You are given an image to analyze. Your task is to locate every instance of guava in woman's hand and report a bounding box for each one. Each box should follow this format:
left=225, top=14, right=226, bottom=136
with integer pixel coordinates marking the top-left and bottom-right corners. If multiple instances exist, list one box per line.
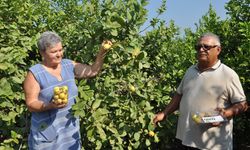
left=102, top=40, right=113, bottom=50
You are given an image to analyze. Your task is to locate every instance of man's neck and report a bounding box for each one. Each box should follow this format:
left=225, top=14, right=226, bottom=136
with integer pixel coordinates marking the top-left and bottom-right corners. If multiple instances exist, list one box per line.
left=198, top=59, right=218, bottom=72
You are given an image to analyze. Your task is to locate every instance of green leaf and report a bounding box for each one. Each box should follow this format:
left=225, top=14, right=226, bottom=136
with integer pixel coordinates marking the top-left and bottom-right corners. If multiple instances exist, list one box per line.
left=111, top=29, right=118, bottom=36
left=8, top=111, right=17, bottom=122
left=12, top=76, right=23, bottom=84
left=138, top=115, right=145, bottom=127
left=0, top=101, right=14, bottom=107
left=106, top=20, right=121, bottom=29
left=96, top=125, right=107, bottom=140
left=144, top=101, right=153, bottom=111
left=92, top=100, right=101, bottom=110
left=106, top=126, right=118, bottom=134
left=0, top=63, right=8, bottom=70
left=92, top=108, right=109, bottom=122
left=134, top=132, right=140, bottom=141
left=133, top=141, right=140, bottom=149
left=154, top=135, right=160, bottom=143
left=0, top=78, right=12, bottom=96
left=110, top=102, right=119, bottom=107
left=146, top=139, right=151, bottom=146
left=95, top=108, right=109, bottom=115
left=87, top=127, right=95, bottom=138
left=96, top=140, right=102, bottom=150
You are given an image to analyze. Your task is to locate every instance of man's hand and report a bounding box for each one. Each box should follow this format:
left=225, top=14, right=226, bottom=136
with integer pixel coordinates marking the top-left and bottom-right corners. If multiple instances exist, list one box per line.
left=210, top=108, right=227, bottom=127
left=153, top=112, right=166, bottom=127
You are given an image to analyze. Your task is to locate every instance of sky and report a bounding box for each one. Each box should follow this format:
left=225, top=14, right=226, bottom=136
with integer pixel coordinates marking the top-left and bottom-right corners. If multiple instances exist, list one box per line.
left=143, top=0, right=229, bottom=34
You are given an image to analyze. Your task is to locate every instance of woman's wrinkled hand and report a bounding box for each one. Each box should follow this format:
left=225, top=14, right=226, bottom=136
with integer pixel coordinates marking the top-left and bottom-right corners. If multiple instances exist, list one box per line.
left=49, top=102, right=67, bottom=109
left=101, top=40, right=113, bottom=51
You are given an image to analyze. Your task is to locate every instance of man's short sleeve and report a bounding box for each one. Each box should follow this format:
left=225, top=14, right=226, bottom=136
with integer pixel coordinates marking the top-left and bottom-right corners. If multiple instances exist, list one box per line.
left=227, top=70, right=246, bottom=103
left=176, top=78, right=184, bottom=95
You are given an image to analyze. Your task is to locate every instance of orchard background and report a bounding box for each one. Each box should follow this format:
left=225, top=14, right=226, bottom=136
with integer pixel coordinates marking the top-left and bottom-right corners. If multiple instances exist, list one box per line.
left=0, top=0, right=249, bottom=149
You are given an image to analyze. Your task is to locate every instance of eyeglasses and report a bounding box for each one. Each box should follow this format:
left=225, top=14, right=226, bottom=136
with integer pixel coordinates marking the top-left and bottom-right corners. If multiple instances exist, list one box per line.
left=195, top=44, right=218, bottom=51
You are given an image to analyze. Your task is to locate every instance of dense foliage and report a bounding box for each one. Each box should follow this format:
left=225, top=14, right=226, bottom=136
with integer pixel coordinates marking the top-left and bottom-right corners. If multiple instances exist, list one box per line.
left=0, top=0, right=249, bottom=149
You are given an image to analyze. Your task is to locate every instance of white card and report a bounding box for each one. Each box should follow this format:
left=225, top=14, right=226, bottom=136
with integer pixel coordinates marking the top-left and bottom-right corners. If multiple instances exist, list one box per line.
left=202, top=115, right=225, bottom=123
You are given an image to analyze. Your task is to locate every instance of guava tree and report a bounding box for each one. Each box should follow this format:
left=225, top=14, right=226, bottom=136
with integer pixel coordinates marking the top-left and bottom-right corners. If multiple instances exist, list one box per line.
left=224, top=0, right=250, bottom=148
left=0, top=0, right=39, bottom=149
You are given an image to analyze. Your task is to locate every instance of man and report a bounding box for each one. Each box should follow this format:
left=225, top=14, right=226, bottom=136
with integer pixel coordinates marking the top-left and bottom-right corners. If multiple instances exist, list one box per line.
left=153, top=33, right=248, bottom=150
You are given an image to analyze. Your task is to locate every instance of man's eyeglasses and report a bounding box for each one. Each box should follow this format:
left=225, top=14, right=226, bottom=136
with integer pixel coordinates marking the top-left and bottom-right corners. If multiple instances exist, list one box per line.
left=195, top=44, right=218, bottom=51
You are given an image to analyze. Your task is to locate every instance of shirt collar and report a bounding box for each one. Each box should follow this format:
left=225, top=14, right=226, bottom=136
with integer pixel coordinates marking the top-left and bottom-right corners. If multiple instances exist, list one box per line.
left=195, top=60, right=221, bottom=71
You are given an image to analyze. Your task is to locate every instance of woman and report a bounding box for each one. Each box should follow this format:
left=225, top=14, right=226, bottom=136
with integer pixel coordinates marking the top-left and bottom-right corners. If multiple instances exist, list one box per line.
left=23, top=31, right=112, bottom=149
